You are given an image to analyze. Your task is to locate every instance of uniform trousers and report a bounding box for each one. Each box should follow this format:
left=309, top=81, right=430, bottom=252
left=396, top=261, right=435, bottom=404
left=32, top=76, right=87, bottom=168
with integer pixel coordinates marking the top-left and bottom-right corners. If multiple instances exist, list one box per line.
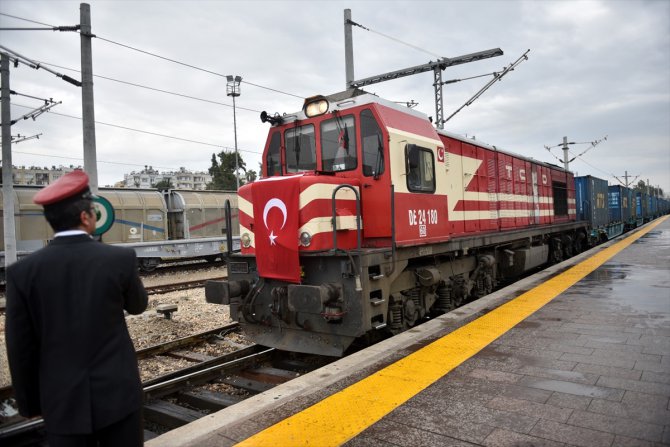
left=46, top=409, right=143, bottom=447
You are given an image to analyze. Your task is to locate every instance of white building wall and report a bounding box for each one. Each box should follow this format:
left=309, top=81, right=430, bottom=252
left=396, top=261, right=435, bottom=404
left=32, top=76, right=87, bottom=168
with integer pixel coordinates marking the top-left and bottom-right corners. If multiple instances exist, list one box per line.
left=123, top=168, right=211, bottom=190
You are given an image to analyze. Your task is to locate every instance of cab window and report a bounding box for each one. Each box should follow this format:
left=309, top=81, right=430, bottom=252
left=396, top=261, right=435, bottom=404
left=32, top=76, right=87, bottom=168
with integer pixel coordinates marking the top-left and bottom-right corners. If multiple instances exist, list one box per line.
left=265, top=132, right=281, bottom=176
left=321, top=115, right=356, bottom=172
left=361, top=109, right=384, bottom=177
left=285, top=124, right=316, bottom=173
left=406, top=144, right=435, bottom=193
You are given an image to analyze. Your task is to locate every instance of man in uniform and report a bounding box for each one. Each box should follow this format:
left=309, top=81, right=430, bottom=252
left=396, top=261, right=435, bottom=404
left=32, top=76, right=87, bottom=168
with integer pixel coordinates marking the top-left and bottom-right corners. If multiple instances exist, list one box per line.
left=5, top=170, right=148, bottom=446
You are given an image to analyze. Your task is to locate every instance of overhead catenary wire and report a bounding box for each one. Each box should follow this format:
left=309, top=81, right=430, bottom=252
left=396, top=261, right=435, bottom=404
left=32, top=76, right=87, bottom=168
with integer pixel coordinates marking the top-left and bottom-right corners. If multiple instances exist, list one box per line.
left=0, top=12, right=304, bottom=99
left=92, top=35, right=304, bottom=99
left=32, top=60, right=263, bottom=113
left=346, top=18, right=443, bottom=59
left=6, top=149, right=183, bottom=171
left=567, top=149, right=616, bottom=179
left=11, top=103, right=262, bottom=156
left=566, top=145, right=642, bottom=190
left=0, top=12, right=52, bottom=27
left=568, top=136, right=607, bottom=162
left=544, top=136, right=607, bottom=165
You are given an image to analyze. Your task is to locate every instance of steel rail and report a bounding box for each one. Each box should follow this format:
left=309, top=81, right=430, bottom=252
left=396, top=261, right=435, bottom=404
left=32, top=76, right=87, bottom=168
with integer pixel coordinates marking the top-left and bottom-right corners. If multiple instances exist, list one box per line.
left=135, top=323, right=239, bottom=359
left=143, top=346, right=275, bottom=399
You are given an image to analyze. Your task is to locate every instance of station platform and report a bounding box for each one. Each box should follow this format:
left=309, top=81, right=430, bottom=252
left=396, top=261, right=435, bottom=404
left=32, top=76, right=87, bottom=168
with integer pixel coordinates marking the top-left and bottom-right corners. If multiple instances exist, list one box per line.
left=147, top=216, right=670, bottom=447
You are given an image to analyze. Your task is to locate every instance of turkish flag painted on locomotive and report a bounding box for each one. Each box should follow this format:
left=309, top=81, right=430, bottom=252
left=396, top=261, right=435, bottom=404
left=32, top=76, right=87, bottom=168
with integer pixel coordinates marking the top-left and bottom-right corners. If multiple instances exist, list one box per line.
left=251, top=176, right=301, bottom=283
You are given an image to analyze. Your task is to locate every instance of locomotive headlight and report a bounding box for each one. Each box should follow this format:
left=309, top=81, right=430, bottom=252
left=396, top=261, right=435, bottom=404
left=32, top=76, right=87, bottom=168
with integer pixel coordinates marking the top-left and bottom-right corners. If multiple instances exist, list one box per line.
left=241, top=233, right=251, bottom=248
left=299, top=231, right=312, bottom=247
left=303, top=96, right=329, bottom=118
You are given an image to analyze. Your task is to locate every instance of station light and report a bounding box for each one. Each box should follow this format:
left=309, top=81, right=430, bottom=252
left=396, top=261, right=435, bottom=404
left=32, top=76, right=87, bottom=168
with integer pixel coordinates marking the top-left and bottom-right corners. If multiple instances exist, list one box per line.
left=226, top=75, right=242, bottom=190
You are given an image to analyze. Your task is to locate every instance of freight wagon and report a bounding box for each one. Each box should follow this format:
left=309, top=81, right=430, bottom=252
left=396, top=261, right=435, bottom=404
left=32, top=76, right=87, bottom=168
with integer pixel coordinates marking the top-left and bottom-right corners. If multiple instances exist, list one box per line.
left=0, top=187, right=240, bottom=277
left=574, top=176, right=624, bottom=242
left=607, top=185, right=634, bottom=230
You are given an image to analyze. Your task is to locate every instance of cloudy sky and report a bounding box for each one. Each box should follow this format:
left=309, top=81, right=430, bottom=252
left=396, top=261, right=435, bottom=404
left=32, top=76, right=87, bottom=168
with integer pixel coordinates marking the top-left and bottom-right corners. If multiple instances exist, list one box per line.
left=1, top=0, right=668, bottom=194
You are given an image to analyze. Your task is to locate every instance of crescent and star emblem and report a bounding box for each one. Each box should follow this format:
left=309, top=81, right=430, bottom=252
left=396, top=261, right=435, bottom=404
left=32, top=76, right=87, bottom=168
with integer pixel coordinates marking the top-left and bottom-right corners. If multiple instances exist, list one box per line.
left=262, top=198, right=288, bottom=246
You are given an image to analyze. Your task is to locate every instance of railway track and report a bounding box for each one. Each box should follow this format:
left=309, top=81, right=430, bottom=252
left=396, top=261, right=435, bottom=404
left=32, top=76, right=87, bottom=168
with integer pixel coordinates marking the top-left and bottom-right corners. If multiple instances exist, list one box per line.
left=0, top=324, right=333, bottom=444
left=139, top=258, right=224, bottom=276
left=144, top=277, right=225, bottom=295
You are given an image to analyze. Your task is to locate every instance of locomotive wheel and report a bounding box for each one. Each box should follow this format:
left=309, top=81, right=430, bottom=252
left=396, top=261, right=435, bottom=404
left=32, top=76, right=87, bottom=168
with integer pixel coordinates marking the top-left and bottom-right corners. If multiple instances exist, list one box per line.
left=403, top=299, right=418, bottom=327
left=139, top=257, right=160, bottom=272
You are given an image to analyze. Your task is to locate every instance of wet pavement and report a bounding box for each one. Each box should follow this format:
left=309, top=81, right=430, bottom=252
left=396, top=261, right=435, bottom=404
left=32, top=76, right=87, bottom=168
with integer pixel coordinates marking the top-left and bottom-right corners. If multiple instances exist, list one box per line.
left=147, top=218, right=670, bottom=447
left=344, top=219, right=670, bottom=447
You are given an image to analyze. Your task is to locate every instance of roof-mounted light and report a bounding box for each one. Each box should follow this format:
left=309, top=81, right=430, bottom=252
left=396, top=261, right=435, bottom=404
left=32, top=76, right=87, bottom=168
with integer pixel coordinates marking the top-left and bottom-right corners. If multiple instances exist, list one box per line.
left=303, top=95, right=329, bottom=118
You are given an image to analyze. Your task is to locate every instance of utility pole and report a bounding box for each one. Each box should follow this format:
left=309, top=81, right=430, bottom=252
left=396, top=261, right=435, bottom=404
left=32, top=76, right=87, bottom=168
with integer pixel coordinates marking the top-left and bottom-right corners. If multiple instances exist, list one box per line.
left=80, top=3, right=98, bottom=192
left=344, top=9, right=355, bottom=90
left=613, top=170, right=638, bottom=189
left=1, top=53, right=17, bottom=266
left=545, top=136, right=606, bottom=172
left=561, top=136, right=569, bottom=171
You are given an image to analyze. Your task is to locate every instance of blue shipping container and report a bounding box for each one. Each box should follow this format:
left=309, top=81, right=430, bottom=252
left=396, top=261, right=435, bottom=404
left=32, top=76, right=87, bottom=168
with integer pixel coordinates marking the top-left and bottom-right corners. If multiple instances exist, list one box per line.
left=608, top=185, right=632, bottom=223
left=575, top=176, right=609, bottom=228
left=636, top=191, right=649, bottom=219
left=649, top=196, right=658, bottom=217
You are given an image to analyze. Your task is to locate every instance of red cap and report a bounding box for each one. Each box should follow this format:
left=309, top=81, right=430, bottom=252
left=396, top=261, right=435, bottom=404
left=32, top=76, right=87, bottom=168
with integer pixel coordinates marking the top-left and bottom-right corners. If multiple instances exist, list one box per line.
left=34, top=170, right=91, bottom=205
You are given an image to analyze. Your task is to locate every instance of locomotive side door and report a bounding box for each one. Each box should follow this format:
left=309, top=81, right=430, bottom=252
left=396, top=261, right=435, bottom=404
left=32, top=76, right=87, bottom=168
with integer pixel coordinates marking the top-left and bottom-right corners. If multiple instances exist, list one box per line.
left=531, top=165, right=540, bottom=224
left=359, top=109, right=392, bottom=240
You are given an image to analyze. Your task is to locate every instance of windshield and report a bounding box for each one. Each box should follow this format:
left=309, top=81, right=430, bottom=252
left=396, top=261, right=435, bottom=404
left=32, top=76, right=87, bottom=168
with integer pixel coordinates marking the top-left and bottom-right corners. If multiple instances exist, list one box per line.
left=285, top=124, right=316, bottom=173
left=321, top=115, right=357, bottom=172
left=266, top=131, right=281, bottom=176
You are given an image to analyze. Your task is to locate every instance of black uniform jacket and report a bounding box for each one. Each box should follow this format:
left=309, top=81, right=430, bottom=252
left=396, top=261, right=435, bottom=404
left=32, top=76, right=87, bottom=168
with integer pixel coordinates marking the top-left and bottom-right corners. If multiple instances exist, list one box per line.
left=5, top=234, right=148, bottom=434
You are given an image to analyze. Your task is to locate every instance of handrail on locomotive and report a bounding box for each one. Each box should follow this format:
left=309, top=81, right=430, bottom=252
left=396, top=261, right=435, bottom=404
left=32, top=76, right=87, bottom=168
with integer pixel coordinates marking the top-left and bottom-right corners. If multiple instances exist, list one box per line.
left=331, top=184, right=361, bottom=252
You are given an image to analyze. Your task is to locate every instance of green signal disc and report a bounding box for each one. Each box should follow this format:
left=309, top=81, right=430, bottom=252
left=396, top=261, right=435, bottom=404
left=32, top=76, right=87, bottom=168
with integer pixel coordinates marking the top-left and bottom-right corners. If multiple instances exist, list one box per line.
left=92, top=196, right=115, bottom=236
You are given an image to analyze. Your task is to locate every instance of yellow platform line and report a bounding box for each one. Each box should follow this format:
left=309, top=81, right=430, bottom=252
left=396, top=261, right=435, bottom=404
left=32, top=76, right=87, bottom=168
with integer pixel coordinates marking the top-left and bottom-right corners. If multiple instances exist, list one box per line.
left=236, top=216, right=668, bottom=447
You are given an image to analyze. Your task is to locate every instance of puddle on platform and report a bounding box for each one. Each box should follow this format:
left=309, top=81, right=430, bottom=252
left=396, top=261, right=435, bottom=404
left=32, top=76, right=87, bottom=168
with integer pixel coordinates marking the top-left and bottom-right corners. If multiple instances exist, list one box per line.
left=578, top=260, right=670, bottom=317
left=583, top=263, right=630, bottom=282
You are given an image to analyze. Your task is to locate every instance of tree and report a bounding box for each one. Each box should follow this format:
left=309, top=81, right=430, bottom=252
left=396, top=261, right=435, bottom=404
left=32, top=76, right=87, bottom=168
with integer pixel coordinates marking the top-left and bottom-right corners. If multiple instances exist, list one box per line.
left=636, top=180, right=646, bottom=191
left=155, top=178, right=173, bottom=191
left=245, top=169, right=257, bottom=183
left=208, top=151, right=247, bottom=190
left=634, top=180, right=665, bottom=197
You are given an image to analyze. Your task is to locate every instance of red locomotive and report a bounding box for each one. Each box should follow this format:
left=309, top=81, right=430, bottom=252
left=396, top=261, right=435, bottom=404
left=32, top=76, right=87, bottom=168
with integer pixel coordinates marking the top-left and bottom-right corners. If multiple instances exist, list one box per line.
left=206, top=90, right=588, bottom=356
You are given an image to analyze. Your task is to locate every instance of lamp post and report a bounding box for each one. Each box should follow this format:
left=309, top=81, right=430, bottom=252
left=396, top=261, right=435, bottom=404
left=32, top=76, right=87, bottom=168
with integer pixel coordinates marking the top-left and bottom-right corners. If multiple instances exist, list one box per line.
left=226, top=75, right=242, bottom=190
